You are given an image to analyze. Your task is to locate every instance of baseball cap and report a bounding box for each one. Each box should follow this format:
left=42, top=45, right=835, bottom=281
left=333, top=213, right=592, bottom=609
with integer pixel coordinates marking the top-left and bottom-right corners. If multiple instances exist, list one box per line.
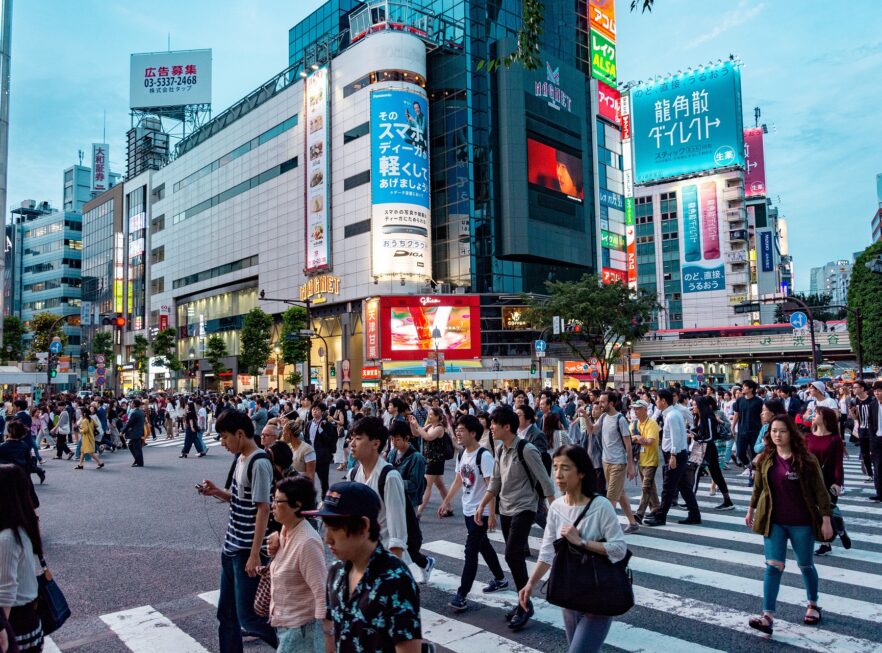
left=811, top=381, right=827, bottom=395
left=303, top=482, right=380, bottom=521
left=633, top=400, right=651, bottom=410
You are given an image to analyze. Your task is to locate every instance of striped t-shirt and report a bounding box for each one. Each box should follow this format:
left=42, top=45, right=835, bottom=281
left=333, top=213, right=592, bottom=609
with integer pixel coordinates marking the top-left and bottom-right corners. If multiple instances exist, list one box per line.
left=223, top=450, right=273, bottom=554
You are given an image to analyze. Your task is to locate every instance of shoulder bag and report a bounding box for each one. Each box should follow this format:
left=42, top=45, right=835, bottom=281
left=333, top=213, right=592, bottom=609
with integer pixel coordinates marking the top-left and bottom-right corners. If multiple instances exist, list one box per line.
left=253, top=564, right=272, bottom=618
left=545, top=499, right=635, bottom=616
left=37, top=556, right=71, bottom=635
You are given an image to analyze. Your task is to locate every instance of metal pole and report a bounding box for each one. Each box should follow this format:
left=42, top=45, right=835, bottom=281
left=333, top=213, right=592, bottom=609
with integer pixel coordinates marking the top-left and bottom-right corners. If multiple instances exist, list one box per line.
left=305, top=299, right=312, bottom=395
left=435, top=342, right=440, bottom=392
left=855, top=307, right=864, bottom=379
left=0, top=0, right=12, bottom=343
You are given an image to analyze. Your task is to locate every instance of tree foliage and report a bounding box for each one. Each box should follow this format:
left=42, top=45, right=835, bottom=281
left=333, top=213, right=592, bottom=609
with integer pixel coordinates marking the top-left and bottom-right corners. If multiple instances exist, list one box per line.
left=2, top=316, right=26, bottom=362
left=90, top=331, right=114, bottom=360
left=239, top=308, right=274, bottom=382
left=151, top=328, right=182, bottom=372
left=525, top=275, right=658, bottom=386
left=28, top=312, right=68, bottom=359
left=205, top=335, right=229, bottom=389
left=774, top=292, right=845, bottom=323
left=132, top=335, right=150, bottom=388
left=280, top=306, right=309, bottom=365
left=848, top=241, right=882, bottom=365
left=630, top=0, right=655, bottom=12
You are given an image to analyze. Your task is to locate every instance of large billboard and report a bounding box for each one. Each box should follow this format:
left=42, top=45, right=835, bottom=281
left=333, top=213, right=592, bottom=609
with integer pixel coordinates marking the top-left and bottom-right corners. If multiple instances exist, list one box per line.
left=129, top=49, right=212, bottom=109
left=589, top=0, right=616, bottom=41
left=680, top=179, right=726, bottom=293
left=370, top=88, right=431, bottom=279
left=744, top=127, right=767, bottom=197
left=305, top=67, right=330, bottom=271
left=91, top=143, right=108, bottom=193
left=631, top=61, right=744, bottom=183
left=379, top=295, right=481, bottom=361
left=527, top=138, right=584, bottom=201
left=590, top=30, right=617, bottom=87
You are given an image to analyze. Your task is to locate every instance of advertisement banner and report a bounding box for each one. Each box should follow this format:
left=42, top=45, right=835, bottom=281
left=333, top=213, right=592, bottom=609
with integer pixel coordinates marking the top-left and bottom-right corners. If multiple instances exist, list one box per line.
left=364, top=298, right=380, bottom=361
left=588, top=0, right=616, bottom=42
left=760, top=230, right=774, bottom=272
left=129, top=49, right=212, bottom=109
left=91, top=144, right=108, bottom=193
left=681, top=179, right=725, bottom=293
left=602, top=267, right=627, bottom=284
left=631, top=61, right=744, bottom=183
left=601, top=230, right=625, bottom=250
left=625, top=197, right=636, bottom=285
left=744, top=127, right=767, bottom=197
left=597, top=80, right=621, bottom=125
left=590, top=29, right=617, bottom=87
left=370, top=88, right=431, bottom=278
left=527, top=138, right=584, bottom=201
left=379, top=295, right=481, bottom=361
left=599, top=188, right=624, bottom=211
left=305, top=67, right=330, bottom=271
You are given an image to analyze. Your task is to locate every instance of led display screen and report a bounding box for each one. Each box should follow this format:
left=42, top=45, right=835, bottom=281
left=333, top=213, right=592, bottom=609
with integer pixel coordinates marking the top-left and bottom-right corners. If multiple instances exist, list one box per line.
left=527, top=138, right=584, bottom=201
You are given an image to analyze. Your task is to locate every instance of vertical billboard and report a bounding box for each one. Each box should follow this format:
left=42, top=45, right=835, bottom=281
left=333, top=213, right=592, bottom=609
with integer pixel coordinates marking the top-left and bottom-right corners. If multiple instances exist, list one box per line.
left=305, top=67, right=330, bottom=272
left=364, top=297, right=380, bottom=361
left=631, top=61, right=744, bottom=183
left=743, top=127, right=767, bottom=197
left=129, top=49, right=212, bottom=109
left=91, top=144, right=108, bottom=193
left=589, top=0, right=616, bottom=41
left=379, top=295, right=481, bottom=361
left=621, top=92, right=637, bottom=288
left=760, top=230, right=774, bottom=271
left=370, top=88, right=431, bottom=279
left=590, top=30, right=617, bottom=87
left=680, top=179, right=725, bottom=293
left=597, top=81, right=621, bottom=125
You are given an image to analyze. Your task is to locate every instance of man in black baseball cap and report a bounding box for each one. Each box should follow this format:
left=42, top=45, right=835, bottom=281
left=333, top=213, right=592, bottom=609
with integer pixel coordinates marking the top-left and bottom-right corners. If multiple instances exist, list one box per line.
left=307, top=482, right=427, bottom=652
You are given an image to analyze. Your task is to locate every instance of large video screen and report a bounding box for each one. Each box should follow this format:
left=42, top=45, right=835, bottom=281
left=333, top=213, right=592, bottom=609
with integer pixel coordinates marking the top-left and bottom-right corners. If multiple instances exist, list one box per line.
left=527, top=138, right=584, bottom=201
left=379, top=295, right=481, bottom=360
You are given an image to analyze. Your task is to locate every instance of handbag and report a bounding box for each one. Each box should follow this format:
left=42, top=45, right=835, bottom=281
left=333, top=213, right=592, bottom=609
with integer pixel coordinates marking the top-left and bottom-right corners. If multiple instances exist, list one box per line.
left=253, top=564, right=272, bottom=618
left=688, top=442, right=708, bottom=466
left=545, top=499, right=635, bottom=616
left=36, top=556, right=71, bottom=635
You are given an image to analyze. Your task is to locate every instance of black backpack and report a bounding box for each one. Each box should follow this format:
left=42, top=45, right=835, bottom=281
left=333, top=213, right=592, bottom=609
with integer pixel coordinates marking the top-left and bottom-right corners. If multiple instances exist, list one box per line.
left=349, top=464, right=422, bottom=554
left=456, top=447, right=489, bottom=477
left=500, top=439, right=549, bottom=502
left=224, top=451, right=271, bottom=491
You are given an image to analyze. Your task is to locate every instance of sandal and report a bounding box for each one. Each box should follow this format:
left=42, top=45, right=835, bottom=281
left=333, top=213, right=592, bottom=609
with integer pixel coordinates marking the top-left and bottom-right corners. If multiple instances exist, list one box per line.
left=804, top=605, right=821, bottom=625
left=74, top=465, right=84, bottom=470
left=748, top=614, right=773, bottom=634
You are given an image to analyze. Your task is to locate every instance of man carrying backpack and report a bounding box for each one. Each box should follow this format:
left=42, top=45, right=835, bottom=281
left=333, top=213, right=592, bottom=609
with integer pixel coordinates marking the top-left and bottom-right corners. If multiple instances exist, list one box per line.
left=439, top=415, right=508, bottom=612
left=476, top=406, right=554, bottom=632
left=348, top=416, right=435, bottom=584
left=595, top=391, right=640, bottom=533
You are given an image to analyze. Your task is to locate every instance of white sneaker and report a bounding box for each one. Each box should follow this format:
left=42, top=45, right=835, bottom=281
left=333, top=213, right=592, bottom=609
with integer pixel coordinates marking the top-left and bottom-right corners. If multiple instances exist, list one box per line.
left=421, top=556, right=435, bottom=584
left=739, top=469, right=751, bottom=477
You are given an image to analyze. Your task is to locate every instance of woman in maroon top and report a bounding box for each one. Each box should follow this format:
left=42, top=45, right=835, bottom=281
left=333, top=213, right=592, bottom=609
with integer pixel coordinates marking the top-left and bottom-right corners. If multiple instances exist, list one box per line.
left=808, top=407, right=851, bottom=555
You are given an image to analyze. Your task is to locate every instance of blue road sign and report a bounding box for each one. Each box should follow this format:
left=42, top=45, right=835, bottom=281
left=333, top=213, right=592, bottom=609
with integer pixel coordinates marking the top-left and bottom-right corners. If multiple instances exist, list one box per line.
left=535, top=339, right=547, bottom=352
left=49, top=341, right=63, bottom=354
left=88, top=366, right=96, bottom=374
left=790, top=311, right=808, bottom=329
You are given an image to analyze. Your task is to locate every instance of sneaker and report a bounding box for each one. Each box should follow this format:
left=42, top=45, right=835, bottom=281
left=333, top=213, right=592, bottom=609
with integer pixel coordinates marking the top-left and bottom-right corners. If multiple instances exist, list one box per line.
left=739, top=469, right=751, bottom=477
left=839, top=531, right=852, bottom=550
left=483, top=578, right=509, bottom=593
left=448, top=594, right=468, bottom=612
left=869, top=496, right=881, bottom=502
left=633, top=514, right=644, bottom=525
left=677, top=517, right=701, bottom=525
left=714, top=501, right=735, bottom=511
left=814, top=544, right=832, bottom=556
left=709, top=488, right=717, bottom=497
left=420, top=556, right=435, bottom=584
left=623, top=523, right=640, bottom=534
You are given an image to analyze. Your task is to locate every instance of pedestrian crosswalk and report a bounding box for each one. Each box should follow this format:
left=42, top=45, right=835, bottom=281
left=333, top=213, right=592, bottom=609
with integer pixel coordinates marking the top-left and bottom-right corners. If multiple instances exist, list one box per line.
left=45, top=458, right=882, bottom=652
left=143, top=433, right=223, bottom=449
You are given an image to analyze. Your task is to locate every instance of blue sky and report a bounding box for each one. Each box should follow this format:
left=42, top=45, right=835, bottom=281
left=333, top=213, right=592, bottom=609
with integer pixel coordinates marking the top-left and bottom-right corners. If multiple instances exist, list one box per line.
left=7, top=0, right=881, bottom=290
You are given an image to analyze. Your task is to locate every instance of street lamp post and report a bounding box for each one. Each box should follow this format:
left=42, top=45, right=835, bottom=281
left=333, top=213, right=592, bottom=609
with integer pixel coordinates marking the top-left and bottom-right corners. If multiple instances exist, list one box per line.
left=625, top=341, right=634, bottom=389
left=273, top=345, right=281, bottom=392
left=432, top=327, right=441, bottom=392
left=188, top=348, right=195, bottom=393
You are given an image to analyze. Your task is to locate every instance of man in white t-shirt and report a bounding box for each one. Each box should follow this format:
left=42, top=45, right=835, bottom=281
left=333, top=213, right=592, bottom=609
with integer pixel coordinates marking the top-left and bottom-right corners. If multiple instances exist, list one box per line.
left=803, top=381, right=839, bottom=422
left=439, top=414, right=508, bottom=612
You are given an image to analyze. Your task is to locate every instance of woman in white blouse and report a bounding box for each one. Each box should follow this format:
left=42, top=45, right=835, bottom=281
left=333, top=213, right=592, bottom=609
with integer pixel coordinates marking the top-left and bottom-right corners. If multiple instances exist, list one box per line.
left=518, top=444, right=626, bottom=653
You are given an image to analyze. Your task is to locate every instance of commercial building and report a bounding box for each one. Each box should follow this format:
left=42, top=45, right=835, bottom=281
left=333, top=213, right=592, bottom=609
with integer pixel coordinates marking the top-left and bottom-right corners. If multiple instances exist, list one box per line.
left=131, top=0, right=624, bottom=391
left=873, top=208, right=881, bottom=243
left=809, top=259, right=852, bottom=306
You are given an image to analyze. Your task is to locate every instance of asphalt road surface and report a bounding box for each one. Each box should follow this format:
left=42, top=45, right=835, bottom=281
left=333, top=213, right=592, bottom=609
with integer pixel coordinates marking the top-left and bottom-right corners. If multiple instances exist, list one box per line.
left=35, top=432, right=882, bottom=652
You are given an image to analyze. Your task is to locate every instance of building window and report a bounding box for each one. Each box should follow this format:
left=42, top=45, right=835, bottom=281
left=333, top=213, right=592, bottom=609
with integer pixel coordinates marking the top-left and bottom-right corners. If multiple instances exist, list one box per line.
left=343, top=122, right=370, bottom=144
left=342, top=70, right=426, bottom=98
left=343, top=170, right=370, bottom=190
left=344, top=219, right=370, bottom=238
left=151, top=214, right=165, bottom=232
left=172, top=254, right=258, bottom=289
left=150, top=277, right=165, bottom=293
left=150, top=245, right=165, bottom=264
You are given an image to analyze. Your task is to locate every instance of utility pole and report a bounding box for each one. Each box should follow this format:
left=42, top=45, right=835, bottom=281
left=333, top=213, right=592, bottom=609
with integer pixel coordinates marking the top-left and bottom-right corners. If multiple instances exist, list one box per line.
left=0, top=0, right=13, bottom=343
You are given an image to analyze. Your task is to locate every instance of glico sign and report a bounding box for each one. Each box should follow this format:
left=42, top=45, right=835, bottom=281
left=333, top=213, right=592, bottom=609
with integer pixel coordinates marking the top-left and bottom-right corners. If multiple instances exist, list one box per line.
left=534, top=62, right=573, bottom=112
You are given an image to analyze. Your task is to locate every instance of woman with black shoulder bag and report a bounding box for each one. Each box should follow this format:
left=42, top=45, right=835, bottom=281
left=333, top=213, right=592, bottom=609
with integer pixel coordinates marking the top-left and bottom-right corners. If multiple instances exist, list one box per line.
left=518, top=445, right=627, bottom=652
left=690, top=396, right=734, bottom=510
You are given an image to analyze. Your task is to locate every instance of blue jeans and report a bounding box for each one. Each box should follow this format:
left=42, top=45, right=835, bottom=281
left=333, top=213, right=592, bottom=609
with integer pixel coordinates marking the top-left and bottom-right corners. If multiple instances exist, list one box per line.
left=276, top=621, right=323, bottom=653
left=459, top=515, right=505, bottom=597
left=762, top=523, right=818, bottom=613
left=217, top=550, right=277, bottom=653
left=562, top=610, right=612, bottom=653
left=26, top=435, right=42, bottom=462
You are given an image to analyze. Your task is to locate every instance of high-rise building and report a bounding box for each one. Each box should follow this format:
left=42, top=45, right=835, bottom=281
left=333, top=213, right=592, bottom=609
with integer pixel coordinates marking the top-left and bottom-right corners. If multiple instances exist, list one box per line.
left=63, top=164, right=93, bottom=212
left=809, top=259, right=852, bottom=306
left=873, top=208, right=881, bottom=242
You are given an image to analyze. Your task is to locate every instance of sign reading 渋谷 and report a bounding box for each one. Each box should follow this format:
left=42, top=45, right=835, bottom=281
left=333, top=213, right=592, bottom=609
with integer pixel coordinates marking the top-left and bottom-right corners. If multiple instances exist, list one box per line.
left=370, top=88, right=431, bottom=279
left=129, top=49, right=212, bottom=109
left=534, top=62, right=573, bottom=112
left=631, top=61, right=744, bottom=184
left=590, top=30, right=616, bottom=87
left=305, top=67, right=330, bottom=272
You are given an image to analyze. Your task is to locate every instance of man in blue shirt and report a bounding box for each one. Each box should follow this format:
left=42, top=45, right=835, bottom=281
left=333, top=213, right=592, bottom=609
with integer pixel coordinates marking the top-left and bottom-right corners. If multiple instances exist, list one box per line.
left=643, top=389, right=701, bottom=527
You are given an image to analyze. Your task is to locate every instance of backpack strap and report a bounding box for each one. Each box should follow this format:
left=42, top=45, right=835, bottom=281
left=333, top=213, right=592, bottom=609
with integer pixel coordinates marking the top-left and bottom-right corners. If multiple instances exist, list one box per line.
left=350, top=463, right=391, bottom=502
left=246, top=451, right=271, bottom=485
left=475, top=446, right=488, bottom=478
left=515, top=439, right=538, bottom=491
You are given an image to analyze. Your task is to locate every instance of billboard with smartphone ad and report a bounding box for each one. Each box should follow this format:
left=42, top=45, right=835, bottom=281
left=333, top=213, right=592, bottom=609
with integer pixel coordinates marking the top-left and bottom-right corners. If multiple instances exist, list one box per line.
left=379, top=295, right=481, bottom=361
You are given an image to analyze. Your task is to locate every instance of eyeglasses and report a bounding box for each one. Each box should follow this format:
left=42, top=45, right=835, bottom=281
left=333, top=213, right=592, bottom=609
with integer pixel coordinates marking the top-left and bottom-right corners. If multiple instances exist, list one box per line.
left=271, top=498, right=289, bottom=505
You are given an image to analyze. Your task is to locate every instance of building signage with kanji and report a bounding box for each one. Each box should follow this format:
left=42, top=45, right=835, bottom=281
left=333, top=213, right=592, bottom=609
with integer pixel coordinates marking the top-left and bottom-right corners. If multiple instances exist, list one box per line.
left=129, top=49, right=212, bottom=109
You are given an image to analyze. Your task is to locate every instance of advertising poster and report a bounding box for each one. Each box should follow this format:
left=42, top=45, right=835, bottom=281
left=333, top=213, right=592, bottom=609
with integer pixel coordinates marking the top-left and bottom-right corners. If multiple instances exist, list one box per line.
left=590, top=29, right=617, bottom=87
left=129, top=49, right=212, bottom=109
left=527, top=138, right=584, bottom=201
left=370, top=88, right=431, bottom=278
left=379, top=295, right=481, bottom=361
left=760, top=230, right=774, bottom=271
left=305, top=67, right=330, bottom=271
left=602, top=267, right=627, bottom=284
left=364, top=298, right=380, bottom=360
left=744, top=127, right=767, bottom=197
left=588, top=0, right=616, bottom=42
left=631, top=61, right=744, bottom=183
left=91, top=144, right=108, bottom=193
left=625, top=197, right=636, bottom=285
left=681, top=180, right=725, bottom=293
left=597, top=80, right=621, bottom=125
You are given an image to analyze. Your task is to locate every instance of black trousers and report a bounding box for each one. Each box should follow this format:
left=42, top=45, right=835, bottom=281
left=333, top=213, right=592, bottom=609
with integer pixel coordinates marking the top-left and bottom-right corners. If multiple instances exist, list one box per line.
left=871, top=436, right=882, bottom=499
left=55, top=434, right=71, bottom=457
left=500, top=511, right=536, bottom=592
left=315, top=462, right=331, bottom=497
left=459, top=515, right=505, bottom=596
left=858, top=432, right=873, bottom=477
left=735, top=432, right=756, bottom=466
left=129, top=437, right=144, bottom=465
left=692, top=441, right=730, bottom=497
left=653, top=450, right=699, bottom=521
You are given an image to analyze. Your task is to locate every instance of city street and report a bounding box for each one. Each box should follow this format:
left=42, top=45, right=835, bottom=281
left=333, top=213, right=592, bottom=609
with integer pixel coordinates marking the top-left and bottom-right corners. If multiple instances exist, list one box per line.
left=36, top=434, right=882, bottom=653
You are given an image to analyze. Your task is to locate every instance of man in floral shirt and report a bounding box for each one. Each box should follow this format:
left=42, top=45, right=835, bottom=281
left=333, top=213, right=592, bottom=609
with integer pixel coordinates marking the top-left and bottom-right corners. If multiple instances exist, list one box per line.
left=307, top=482, right=425, bottom=653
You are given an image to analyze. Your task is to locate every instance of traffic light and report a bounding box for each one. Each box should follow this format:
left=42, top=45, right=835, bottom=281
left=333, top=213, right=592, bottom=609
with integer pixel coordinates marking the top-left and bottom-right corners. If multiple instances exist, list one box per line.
left=329, top=363, right=336, bottom=378
left=113, top=315, right=126, bottom=329
left=48, top=352, right=58, bottom=379
left=530, top=361, right=537, bottom=375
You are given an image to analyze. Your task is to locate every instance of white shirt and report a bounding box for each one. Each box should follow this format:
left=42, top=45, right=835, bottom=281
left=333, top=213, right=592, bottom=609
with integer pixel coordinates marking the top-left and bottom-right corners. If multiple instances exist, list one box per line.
left=351, top=460, right=407, bottom=553
left=661, top=405, right=688, bottom=454
left=197, top=407, right=207, bottom=431
left=537, top=496, right=627, bottom=566
left=455, top=447, right=495, bottom=517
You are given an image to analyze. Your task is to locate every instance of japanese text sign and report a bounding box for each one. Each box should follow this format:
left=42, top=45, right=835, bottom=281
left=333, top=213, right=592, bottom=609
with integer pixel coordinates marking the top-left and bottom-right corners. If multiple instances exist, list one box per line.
left=305, top=67, right=330, bottom=271
left=590, top=29, right=617, bottom=87
left=680, top=178, right=725, bottom=293
left=760, top=230, right=774, bottom=272
left=91, top=143, right=108, bottom=193
left=589, top=0, right=616, bottom=42
left=129, top=49, right=212, bottom=109
left=631, top=61, right=744, bottom=183
left=744, top=127, right=767, bottom=197
left=597, top=80, right=621, bottom=125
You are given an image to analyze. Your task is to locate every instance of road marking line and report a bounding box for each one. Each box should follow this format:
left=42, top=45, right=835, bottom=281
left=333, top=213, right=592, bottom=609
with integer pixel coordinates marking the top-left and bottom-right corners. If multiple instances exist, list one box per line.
left=42, top=637, right=63, bottom=653
left=421, top=608, right=541, bottom=653
left=100, top=605, right=212, bottom=653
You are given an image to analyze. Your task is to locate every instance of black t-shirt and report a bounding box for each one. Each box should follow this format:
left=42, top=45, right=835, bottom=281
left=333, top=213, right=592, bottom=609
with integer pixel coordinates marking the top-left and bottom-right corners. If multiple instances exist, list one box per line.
left=734, top=396, right=763, bottom=436
left=855, top=396, right=874, bottom=435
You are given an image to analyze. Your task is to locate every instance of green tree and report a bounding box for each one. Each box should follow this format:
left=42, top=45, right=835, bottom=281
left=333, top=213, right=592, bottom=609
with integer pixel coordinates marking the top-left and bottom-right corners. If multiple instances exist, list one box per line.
left=90, top=331, right=114, bottom=359
left=205, top=335, right=229, bottom=390
left=848, top=241, right=882, bottom=365
left=151, top=328, right=182, bottom=372
left=132, top=335, right=150, bottom=389
left=280, top=306, right=309, bottom=389
left=2, top=316, right=26, bottom=362
left=525, top=274, right=658, bottom=386
left=239, top=308, right=274, bottom=386
left=774, top=292, right=845, bottom=324
left=28, top=312, right=68, bottom=360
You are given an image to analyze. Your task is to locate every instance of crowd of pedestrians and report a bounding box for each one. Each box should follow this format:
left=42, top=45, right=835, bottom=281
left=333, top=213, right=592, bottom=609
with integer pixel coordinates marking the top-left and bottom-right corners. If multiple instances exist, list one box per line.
left=1, top=375, right=880, bottom=652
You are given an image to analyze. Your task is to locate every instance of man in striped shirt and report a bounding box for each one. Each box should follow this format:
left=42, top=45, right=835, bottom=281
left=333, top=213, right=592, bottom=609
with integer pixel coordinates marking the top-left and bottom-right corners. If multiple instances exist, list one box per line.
left=198, top=410, right=278, bottom=653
